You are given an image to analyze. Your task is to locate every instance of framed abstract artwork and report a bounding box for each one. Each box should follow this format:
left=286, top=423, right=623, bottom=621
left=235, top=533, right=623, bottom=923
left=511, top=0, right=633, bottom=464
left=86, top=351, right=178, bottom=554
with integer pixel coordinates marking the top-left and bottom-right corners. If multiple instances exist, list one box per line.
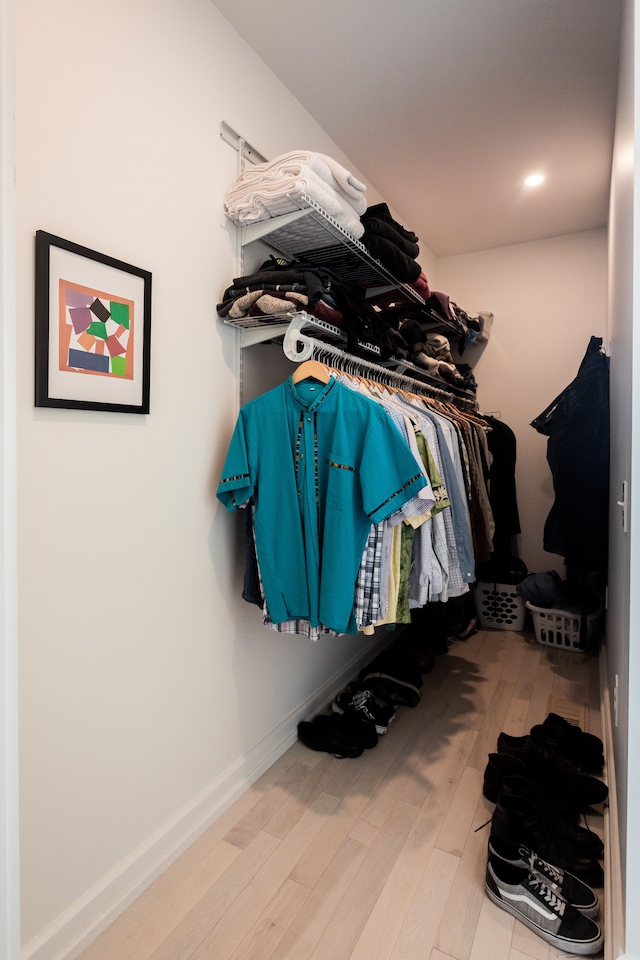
left=34, top=231, right=152, bottom=413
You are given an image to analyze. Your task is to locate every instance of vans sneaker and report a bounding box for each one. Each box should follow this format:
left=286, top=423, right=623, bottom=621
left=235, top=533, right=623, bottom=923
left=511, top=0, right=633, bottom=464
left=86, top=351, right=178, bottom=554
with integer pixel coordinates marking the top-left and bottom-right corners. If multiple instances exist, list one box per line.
left=485, top=856, right=603, bottom=955
left=332, top=682, right=395, bottom=735
left=488, top=835, right=599, bottom=918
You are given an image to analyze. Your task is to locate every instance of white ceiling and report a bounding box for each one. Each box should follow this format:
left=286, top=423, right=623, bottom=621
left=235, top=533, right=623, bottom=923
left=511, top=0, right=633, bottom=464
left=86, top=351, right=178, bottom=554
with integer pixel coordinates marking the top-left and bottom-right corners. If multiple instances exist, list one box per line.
left=212, top=0, right=622, bottom=258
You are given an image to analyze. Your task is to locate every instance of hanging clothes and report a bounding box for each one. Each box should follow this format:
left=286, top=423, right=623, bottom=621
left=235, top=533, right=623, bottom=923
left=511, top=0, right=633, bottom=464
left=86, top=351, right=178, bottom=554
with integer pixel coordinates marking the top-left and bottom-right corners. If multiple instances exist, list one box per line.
left=475, top=415, right=523, bottom=583
left=218, top=351, right=499, bottom=637
left=484, top=416, right=521, bottom=566
left=216, top=374, right=431, bottom=633
left=531, top=336, right=610, bottom=578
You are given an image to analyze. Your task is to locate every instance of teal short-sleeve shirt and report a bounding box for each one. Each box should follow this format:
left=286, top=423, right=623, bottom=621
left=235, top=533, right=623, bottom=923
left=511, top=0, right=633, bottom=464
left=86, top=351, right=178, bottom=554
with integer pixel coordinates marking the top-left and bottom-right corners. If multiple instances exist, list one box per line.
left=217, top=375, right=428, bottom=633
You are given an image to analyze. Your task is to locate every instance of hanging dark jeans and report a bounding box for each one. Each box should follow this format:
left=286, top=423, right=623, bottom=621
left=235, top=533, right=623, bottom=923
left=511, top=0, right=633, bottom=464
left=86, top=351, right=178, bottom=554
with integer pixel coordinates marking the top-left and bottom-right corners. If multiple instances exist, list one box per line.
left=531, top=336, right=610, bottom=579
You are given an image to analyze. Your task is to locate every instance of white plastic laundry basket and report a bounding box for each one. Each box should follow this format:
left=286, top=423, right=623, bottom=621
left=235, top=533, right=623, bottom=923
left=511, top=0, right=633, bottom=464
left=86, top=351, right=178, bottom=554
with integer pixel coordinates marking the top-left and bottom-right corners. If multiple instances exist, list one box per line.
left=525, top=599, right=602, bottom=652
left=474, top=582, right=526, bottom=631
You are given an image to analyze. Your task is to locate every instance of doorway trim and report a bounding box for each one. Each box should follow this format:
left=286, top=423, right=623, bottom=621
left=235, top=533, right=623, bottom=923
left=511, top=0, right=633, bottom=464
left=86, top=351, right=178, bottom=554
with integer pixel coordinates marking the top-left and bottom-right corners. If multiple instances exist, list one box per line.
left=0, top=0, right=21, bottom=956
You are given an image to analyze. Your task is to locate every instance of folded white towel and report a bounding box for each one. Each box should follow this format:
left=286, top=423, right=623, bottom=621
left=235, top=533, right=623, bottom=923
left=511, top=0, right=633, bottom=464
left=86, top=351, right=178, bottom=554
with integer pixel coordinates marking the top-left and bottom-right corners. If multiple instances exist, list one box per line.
left=224, top=165, right=365, bottom=238
left=228, top=150, right=367, bottom=215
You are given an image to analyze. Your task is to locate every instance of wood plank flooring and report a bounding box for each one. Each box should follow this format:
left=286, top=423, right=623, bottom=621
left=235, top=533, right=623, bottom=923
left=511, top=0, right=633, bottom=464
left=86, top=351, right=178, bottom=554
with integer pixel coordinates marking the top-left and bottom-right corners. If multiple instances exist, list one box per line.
left=77, top=627, right=605, bottom=960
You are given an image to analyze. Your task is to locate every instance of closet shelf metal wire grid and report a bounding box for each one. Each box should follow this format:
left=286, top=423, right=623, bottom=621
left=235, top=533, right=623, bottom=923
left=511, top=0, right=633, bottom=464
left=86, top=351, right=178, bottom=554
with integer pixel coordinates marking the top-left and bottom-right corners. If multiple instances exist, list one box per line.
left=223, top=312, right=478, bottom=407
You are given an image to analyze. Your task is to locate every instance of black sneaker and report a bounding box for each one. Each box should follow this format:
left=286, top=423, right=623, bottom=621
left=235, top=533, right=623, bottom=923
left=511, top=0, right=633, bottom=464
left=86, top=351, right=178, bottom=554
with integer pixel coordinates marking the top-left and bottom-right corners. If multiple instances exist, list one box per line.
left=490, top=793, right=604, bottom=888
left=332, top=682, right=395, bottom=735
left=485, top=856, right=603, bottom=955
left=358, top=649, right=423, bottom=707
left=297, top=714, right=371, bottom=758
left=488, top=835, right=600, bottom=918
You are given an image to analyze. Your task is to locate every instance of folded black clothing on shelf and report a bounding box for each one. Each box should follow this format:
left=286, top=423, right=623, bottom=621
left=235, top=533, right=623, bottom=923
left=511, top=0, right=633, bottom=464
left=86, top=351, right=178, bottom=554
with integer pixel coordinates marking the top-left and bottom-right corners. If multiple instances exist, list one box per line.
left=225, top=288, right=345, bottom=327
left=456, top=364, right=478, bottom=395
left=219, top=255, right=402, bottom=354
left=218, top=266, right=332, bottom=315
left=361, top=202, right=419, bottom=244
left=359, top=233, right=423, bottom=282
left=361, top=217, right=420, bottom=259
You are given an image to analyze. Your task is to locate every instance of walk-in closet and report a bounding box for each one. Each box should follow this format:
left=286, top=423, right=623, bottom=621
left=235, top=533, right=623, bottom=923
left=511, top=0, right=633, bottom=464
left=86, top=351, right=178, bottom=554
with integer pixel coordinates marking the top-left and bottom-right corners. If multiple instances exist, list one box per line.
left=6, top=3, right=638, bottom=960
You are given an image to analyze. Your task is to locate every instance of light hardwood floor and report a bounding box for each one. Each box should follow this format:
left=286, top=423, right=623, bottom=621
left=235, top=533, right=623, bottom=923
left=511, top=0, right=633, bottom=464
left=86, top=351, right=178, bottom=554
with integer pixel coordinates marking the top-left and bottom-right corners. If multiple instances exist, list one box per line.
left=77, top=627, right=605, bottom=960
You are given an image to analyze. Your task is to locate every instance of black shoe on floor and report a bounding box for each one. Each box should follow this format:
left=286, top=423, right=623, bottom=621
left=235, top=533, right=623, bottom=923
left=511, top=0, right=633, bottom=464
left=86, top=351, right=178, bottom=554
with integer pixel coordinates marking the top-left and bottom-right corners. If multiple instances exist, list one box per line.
left=297, top=713, right=374, bottom=758
left=488, top=835, right=600, bottom=918
left=531, top=714, right=604, bottom=773
left=483, top=753, right=581, bottom=821
left=496, top=735, right=608, bottom=809
left=491, top=793, right=604, bottom=888
left=498, top=726, right=603, bottom=774
left=332, top=682, right=395, bottom=735
left=358, top=649, right=423, bottom=707
left=485, top=856, right=603, bottom=955
left=497, top=775, right=604, bottom=858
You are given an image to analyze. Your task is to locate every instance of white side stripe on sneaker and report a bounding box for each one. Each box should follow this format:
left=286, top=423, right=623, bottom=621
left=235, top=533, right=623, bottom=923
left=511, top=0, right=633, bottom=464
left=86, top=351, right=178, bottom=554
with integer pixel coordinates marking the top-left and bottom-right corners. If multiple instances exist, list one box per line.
left=500, top=890, right=559, bottom=921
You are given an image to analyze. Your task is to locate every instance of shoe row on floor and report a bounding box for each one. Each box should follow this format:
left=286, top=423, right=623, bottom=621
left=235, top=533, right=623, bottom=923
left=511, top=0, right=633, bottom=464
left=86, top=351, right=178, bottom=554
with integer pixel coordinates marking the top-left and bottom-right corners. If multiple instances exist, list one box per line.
left=482, top=714, right=607, bottom=955
left=297, top=646, right=424, bottom=758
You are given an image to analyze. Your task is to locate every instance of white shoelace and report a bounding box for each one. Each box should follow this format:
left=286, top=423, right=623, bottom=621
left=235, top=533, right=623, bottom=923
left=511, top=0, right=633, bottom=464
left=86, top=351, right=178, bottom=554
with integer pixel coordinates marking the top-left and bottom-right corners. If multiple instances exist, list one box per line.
left=522, top=846, right=563, bottom=884
left=527, top=875, right=567, bottom=916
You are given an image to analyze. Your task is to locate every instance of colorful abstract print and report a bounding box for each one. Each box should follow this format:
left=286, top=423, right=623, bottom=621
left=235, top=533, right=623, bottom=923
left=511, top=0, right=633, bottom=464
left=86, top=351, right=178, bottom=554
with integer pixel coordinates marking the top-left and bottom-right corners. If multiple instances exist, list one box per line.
left=60, top=280, right=134, bottom=379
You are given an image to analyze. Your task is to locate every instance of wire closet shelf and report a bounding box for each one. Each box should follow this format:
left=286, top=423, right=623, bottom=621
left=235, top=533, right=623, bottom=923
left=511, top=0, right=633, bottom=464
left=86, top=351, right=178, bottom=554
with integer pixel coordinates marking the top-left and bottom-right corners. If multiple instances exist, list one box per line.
left=282, top=321, right=479, bottom=410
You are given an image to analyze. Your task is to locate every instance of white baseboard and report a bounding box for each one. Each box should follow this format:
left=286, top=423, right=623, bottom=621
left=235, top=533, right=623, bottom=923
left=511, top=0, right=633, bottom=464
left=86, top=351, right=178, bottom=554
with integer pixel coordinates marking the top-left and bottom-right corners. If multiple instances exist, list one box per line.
left=600, top=653, right=627, bottom=960
left=22, top=633, right=389, bottom=960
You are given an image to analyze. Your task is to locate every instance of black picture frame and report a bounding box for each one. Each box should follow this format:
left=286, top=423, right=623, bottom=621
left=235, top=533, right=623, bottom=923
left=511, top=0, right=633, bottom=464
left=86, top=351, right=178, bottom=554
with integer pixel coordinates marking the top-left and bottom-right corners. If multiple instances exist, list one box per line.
left=34, top=231, right=152, bottom=414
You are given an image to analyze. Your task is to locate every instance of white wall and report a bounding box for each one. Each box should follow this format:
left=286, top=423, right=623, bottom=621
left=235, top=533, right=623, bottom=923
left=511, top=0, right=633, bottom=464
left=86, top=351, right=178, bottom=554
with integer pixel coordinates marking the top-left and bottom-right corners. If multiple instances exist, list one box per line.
left=607, top=0, right=640, bottom=955
left=14, top=3, right=615, bottom=959
left=1, top=0, right=20, bottom=957
left=433, top=231, right=608, bottom=575
left=15, top=1, right=389, bottom=956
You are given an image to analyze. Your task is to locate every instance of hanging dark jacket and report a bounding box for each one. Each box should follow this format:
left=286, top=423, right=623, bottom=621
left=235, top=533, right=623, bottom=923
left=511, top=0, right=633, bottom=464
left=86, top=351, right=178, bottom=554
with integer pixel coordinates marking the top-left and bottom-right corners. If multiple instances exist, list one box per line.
left=484, top=416, right=521, bottom=568
left=531, top=336, right=610, bottom=577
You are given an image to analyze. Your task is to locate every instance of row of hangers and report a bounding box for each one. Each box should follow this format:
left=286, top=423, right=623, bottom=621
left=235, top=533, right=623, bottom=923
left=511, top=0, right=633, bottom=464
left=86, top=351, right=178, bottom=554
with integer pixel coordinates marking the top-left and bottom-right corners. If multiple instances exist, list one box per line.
left=290, top=342, right=482, bottom=419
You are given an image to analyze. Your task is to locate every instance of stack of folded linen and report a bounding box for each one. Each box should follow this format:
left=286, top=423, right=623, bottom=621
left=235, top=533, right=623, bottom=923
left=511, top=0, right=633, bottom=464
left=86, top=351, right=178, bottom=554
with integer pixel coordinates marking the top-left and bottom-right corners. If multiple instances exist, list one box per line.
left=223, top=150, right=367, bottom=238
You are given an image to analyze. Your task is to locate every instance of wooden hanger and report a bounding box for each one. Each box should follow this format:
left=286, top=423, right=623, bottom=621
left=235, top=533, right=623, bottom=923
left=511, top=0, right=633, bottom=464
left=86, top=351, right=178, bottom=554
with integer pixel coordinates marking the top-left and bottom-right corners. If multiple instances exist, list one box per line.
left=292, top=359, right=331, bottom=384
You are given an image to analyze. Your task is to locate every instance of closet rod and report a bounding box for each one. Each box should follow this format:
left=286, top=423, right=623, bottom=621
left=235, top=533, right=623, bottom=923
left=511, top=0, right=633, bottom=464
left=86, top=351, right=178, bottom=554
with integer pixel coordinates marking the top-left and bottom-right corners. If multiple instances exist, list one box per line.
left=285, top=330, right=478, bottom=410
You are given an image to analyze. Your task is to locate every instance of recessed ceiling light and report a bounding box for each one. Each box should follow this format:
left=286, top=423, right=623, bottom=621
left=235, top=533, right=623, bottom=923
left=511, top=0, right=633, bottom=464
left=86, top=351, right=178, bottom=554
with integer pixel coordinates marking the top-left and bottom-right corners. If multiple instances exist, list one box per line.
left=524, top=173, right=545, bottom=187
